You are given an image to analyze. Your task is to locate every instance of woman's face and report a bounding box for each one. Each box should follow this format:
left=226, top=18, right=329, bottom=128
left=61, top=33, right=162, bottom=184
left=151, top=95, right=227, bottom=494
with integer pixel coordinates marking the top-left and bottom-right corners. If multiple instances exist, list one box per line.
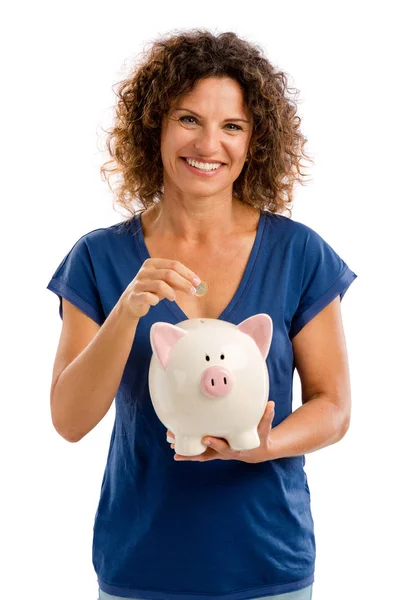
left=160, top=76, right=253, bottom=198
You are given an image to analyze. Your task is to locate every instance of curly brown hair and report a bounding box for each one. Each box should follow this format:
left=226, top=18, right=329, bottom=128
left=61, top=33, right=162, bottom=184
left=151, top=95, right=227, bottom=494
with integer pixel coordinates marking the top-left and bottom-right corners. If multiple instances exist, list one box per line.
left=99, top=28, right=314, bottom=226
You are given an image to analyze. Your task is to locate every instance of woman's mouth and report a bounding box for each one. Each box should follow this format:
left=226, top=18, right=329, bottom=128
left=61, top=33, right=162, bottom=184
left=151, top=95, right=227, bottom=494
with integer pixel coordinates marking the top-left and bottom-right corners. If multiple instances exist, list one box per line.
left=180, top=157, right=225, bottom=177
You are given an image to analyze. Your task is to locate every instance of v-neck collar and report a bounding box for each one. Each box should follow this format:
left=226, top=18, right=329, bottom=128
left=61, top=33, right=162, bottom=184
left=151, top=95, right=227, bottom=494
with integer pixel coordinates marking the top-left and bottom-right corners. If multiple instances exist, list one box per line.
left=133, top=209, right=267, bottom=322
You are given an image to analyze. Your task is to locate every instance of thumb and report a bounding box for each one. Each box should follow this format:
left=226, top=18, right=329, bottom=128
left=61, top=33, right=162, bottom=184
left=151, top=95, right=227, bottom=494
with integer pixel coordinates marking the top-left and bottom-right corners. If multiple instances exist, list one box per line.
left=260, top=400, right=275, bottom=429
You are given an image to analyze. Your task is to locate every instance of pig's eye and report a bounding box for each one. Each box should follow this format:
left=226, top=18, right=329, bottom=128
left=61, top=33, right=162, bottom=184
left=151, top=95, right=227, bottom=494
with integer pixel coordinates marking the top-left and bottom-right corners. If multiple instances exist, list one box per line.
left=205, top=355, right=210, bottom=361
left=220, top=354, right=225, bottom=360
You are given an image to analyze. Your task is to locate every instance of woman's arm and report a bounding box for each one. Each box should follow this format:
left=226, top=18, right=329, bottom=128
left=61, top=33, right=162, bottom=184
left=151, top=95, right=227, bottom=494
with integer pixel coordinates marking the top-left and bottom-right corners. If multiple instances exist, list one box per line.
left=267, top=296, right=352, bottom=460
left=51, top=299, right=139, bottom=443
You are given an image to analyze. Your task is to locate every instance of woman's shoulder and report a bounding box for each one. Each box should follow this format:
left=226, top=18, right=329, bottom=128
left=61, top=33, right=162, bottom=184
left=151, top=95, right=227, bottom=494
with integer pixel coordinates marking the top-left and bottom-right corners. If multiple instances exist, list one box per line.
left=263, top=210, right=318, bottom=240
left=73, top=217, right=138, bottom=246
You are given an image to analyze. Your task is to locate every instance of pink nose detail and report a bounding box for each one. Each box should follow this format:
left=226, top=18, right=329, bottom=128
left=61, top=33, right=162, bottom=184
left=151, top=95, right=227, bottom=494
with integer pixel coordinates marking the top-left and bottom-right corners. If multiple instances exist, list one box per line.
left=200, top=366, right=233, bottom=398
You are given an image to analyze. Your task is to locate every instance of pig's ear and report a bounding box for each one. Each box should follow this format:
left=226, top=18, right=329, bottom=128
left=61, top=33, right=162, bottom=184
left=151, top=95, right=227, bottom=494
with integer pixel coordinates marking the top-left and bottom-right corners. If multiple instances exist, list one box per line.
left=236, top=314, right=273, bottom=360
left=150, top=323, right=187, bottom=371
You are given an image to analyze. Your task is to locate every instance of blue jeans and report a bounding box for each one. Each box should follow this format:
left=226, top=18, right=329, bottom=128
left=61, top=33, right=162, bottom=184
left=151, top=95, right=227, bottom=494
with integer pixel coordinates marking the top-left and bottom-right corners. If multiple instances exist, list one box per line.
left=98, top=584, right=313, bottom=600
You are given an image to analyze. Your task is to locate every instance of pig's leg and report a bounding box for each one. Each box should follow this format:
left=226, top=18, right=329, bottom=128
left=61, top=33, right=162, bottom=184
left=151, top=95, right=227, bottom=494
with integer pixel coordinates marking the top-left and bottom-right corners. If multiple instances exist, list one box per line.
left=174, top=434, right=206, bottom=457
left=227, top=428, right=261, bottom=451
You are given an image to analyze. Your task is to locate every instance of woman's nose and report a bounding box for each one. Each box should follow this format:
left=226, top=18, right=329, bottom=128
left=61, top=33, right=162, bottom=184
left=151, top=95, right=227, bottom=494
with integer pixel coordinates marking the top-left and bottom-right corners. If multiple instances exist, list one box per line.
left=194, top=127, right=221, bottom=155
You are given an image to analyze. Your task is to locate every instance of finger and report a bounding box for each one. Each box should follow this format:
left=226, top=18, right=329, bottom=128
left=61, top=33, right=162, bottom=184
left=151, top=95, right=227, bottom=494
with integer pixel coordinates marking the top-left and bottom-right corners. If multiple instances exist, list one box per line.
left=265, top=400, right=275, bottom=418
left=203, top=437, right=231, bottom=452
left=259, top=401, right=275, bottom=430
left=144, top=258, right=200, bottom=288
left=173, top=438, right=221, bottom=460
left=166, top=429, right=175, bottom=444
left=174, top=448, right=218, bottom=461
left=174, top=450, right=207, bottom=460
left=154, top=268, right=200, bottom=297
left=203, top=438, right=242, bottom=462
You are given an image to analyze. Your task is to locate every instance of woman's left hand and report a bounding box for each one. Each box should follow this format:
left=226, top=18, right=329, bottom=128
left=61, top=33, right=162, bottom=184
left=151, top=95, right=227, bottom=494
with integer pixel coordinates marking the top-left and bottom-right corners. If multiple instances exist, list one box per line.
left=167, top=401, right=275, bottom=464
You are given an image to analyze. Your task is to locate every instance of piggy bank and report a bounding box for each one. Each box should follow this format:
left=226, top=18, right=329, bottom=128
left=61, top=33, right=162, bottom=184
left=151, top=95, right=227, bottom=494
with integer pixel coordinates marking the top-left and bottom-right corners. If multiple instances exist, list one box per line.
left=148, top=314, right=273, bottom=457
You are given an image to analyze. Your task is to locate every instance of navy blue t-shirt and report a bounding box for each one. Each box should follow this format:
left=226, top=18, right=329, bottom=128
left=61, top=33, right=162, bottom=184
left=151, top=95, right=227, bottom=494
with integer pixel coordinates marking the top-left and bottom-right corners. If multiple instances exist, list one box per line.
left=46, top=210, right=357, bottom=599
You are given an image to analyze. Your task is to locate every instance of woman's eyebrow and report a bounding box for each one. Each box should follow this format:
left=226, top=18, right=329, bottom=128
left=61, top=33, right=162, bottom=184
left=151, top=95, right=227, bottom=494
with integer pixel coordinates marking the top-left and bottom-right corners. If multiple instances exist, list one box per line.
left=174, top=107, right=250, bottom=123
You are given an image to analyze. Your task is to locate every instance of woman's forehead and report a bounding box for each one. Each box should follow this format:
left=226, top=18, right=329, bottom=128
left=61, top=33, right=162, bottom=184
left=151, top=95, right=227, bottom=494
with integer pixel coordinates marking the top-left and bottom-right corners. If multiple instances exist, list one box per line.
left=168, top=78, right=251, bottom=119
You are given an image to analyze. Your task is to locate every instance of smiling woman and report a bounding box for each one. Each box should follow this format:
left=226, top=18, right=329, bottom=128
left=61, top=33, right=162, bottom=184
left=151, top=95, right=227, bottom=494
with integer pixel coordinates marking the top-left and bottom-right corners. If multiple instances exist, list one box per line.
left=100, top=28, right=314, bottom=222
left=158, top=76, right=253, bottom=191
left=46, top=27, right=357, bottom=600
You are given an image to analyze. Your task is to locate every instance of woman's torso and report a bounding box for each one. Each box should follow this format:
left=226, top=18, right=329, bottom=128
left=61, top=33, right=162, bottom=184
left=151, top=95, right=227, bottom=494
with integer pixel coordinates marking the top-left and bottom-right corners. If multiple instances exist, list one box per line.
left=89, top=208, right=317, bottom=597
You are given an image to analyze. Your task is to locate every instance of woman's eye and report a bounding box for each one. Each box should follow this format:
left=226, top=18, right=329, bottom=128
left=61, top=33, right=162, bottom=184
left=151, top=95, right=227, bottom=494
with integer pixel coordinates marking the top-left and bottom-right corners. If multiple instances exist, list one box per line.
left=179, top=116, right=241, bottom=131
left=179, top=116, right=197, bottom=125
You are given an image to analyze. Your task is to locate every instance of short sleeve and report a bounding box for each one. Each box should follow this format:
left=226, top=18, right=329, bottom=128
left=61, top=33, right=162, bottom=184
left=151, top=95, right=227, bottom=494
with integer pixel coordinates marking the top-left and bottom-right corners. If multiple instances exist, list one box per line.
left=289, top=228, right=357, bottom=340
left=46, top=234, right=106, bottom=326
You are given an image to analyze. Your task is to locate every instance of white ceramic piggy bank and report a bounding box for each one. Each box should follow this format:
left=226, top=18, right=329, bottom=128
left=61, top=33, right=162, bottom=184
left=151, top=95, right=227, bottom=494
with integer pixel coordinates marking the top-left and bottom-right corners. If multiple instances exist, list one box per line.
left=148, top=314, right=273, bottom=457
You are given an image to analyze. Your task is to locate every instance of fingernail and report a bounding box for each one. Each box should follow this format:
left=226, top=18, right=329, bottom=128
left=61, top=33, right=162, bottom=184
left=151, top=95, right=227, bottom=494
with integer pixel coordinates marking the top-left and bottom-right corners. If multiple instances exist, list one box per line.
left=193, top=276, right=201, bottom=285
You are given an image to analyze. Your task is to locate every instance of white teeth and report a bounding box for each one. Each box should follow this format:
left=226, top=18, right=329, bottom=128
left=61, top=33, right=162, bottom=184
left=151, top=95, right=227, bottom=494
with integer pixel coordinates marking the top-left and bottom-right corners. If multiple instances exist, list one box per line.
left=185, top=158, right=222, bottom=171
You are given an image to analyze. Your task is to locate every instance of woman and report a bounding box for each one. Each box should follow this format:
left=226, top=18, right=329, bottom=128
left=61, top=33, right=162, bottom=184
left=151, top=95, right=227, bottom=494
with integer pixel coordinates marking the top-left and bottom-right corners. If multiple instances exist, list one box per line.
left=47, top=29, right=357, bottom=600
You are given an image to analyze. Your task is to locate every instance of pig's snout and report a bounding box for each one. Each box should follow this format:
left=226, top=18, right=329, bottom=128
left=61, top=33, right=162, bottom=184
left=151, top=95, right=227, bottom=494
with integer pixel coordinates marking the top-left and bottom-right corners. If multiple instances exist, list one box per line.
left=200, top=366, right=233, bottom=398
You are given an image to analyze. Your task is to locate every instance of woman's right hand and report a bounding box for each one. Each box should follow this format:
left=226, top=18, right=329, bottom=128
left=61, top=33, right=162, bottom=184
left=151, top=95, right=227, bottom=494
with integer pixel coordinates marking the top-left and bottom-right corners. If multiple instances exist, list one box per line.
left=118, top=258, right=201, bottom=321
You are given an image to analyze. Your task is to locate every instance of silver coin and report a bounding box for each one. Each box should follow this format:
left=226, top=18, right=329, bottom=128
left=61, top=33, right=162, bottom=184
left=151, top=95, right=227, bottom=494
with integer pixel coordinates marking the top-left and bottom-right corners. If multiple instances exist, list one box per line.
left=195, top=281, right=208, bottom=297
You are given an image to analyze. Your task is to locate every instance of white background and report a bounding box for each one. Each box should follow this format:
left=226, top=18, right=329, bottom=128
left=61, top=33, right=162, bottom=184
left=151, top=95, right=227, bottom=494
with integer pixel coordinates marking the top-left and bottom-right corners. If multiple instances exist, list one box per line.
left=2, top=1, right=399, bottom=599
